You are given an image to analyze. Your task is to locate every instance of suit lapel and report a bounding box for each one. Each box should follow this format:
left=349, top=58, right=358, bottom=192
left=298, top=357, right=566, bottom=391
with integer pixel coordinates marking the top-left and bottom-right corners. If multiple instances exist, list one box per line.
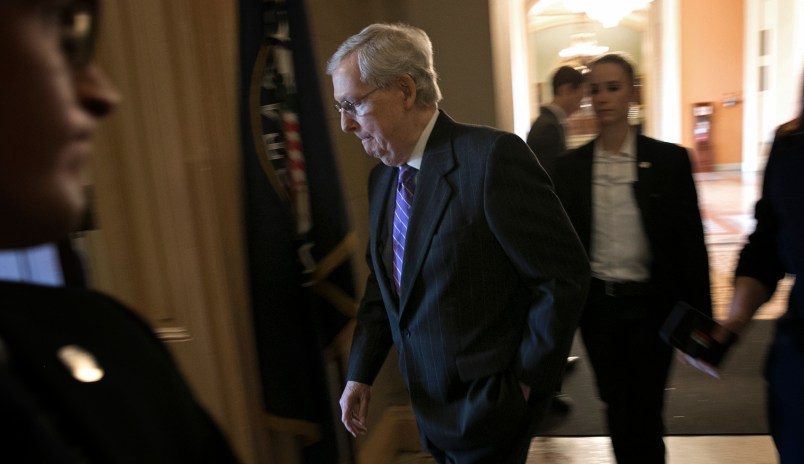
left=398, top=112, right=456, bottom=315
left=369, top=166, right=399, bottom=311
left=633, top=135, right=654, bottom=213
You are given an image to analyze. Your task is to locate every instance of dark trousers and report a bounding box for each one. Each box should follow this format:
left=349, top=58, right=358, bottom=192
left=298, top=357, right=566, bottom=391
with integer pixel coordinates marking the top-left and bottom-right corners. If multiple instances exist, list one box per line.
left=424, top=430, right=531, bottom=464
left=766, top=327, right=804, bottom=463
left=580, top=281, right=674, bottom=464
left=422, top=391, right=549, bottom=464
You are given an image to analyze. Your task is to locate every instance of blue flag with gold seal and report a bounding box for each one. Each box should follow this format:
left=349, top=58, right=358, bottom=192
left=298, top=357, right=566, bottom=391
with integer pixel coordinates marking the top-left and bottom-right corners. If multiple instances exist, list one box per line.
left=239, top=0, right=357, bottom=461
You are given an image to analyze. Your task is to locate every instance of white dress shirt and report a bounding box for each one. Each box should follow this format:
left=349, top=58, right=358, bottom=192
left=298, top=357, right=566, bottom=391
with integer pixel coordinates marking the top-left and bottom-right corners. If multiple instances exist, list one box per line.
left=405, top=110, right=439, bottom=170
left=590, top=129, right=652, bottom=282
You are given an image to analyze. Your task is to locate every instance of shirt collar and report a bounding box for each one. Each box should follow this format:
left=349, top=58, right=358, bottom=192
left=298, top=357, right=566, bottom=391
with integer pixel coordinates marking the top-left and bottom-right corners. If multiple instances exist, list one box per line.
left=406, top=111, right=439, bottom=170
left=594, top=127, right=637, bottom=160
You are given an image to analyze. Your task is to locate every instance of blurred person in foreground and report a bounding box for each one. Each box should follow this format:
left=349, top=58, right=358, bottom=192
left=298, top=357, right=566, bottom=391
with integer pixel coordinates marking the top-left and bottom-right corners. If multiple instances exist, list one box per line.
left=526, top=65, right=585, bottom=179
left=0, top=1, right=239, bottom=462
left=328, top=23, right=590, bottom=463
left=690, top=76, right=804, bottom=463
left=553, top=53, right=711, bottom=464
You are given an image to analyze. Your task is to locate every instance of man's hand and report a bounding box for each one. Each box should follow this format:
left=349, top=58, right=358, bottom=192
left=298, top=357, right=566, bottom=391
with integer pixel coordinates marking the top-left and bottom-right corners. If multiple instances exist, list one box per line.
left=339, top=381, right=371, bottom=437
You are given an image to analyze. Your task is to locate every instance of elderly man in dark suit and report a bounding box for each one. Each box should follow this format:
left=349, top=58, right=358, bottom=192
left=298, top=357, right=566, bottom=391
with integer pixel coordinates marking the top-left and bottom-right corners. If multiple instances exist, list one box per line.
left=329, top=23, right=590, bottom=464
left=553, top=54, right=711, bottom=464
left=527, top=65, right=584, bottom=179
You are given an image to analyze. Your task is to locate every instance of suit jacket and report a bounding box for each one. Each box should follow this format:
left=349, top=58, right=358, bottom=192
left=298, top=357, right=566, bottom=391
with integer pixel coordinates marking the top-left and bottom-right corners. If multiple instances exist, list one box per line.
left=0, top=281, right=239, bottom=463
left=526, top=106, right=566, bottom=179
left=736, top=129, right=804, bottom=333
left=553, top=134, right=712, bottom=317
left=347, top=111, right=590, bottom=451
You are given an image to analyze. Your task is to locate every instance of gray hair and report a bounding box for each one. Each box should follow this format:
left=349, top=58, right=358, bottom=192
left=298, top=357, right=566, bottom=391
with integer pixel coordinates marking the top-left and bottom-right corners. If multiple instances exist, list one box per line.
left=327, top=23, right=442, bottom=106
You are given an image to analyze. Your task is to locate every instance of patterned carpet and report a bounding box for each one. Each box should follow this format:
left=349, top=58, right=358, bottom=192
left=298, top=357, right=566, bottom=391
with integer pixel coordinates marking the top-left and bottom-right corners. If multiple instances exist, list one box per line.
left=708, top=241, right=791, bottom=321
left=696, top=171, right=792, bottom=320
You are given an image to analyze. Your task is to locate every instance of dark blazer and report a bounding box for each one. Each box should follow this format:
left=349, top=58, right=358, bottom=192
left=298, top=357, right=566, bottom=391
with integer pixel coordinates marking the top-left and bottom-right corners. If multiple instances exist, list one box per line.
left=736, top=129, right=804, bottom=329
left=0, top=281, right=239, bottom=463
left=553, top=134, right=712, bottom=316
left=526, top=106, right=566, bottom=178
left=347, top=111, right=590, bottom=451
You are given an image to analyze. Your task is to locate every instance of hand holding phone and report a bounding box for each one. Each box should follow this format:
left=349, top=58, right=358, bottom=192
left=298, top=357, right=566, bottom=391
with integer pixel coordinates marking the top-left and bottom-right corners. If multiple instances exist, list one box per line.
left=661, top=301, right=738, bottom=370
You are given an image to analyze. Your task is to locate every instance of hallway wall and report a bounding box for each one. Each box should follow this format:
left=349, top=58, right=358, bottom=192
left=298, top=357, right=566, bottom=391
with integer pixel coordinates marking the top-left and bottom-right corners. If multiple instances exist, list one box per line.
left=680, top=0, right=745, bottom=169
left=90, top=1, right=266, bottom=462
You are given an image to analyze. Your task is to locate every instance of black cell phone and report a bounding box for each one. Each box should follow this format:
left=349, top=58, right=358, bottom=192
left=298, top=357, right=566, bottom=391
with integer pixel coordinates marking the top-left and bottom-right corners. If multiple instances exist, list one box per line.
left=660, top=301, right=738, bottom=367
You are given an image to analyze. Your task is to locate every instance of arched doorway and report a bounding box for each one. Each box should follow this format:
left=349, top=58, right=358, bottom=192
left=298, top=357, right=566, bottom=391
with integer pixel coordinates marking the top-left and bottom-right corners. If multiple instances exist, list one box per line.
left=490, top=0, right=682, bottom=144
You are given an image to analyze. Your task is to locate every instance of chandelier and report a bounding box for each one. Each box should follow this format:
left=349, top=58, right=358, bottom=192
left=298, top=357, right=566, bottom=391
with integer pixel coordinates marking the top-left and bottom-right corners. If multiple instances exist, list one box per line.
left=559, top=32, right=609, bottom=58
left=563, top=0, right=653, bottom=28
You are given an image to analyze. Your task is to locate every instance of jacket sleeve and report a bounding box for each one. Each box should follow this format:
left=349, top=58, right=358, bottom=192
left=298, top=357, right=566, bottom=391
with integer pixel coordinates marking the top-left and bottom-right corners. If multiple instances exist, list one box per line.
left=671, top=147, right=713, bottom=315
left=483, top=133, right=590, bottom=393
left=735, top=140, right=786, bottom=292
left=346, top=172, right=394, bottom=385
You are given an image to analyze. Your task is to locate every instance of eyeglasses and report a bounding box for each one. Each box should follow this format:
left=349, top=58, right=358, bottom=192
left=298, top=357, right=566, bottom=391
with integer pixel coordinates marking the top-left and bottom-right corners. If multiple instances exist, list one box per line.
left=60, top=0, right=100, bottom=69
left=334, top=87, right=380, bottom=116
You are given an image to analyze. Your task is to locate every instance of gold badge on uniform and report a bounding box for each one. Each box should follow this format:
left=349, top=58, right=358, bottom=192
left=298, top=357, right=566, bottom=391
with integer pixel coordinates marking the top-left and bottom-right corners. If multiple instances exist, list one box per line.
left=57, top=345, right=105, bottom=383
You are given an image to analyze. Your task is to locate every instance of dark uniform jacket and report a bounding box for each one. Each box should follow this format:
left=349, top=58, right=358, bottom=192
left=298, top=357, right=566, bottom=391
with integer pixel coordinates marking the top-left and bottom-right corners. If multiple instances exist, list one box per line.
left=0, top=281, right=239, bottom=463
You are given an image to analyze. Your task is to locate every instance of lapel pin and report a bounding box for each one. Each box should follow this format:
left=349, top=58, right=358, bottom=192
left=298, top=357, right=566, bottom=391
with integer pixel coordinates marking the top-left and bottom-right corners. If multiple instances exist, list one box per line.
left=57, top=345, right=105, bottom=383
left=639, top=161, right=652, bottom=169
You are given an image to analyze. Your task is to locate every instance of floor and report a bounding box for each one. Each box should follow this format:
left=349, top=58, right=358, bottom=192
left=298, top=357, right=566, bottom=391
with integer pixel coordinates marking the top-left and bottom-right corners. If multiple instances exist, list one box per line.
left=526, top=436, right=777, bottom=463
left=526, top=171, right=784, bottom=464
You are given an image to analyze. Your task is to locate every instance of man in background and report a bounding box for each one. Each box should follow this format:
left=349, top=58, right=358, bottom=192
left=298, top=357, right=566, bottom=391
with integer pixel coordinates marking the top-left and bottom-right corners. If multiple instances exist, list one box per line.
left=527, top=65, right=584, bottom=179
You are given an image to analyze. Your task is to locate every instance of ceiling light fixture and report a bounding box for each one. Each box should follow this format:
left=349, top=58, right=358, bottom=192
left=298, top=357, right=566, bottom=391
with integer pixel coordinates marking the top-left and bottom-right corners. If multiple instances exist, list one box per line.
left=563, top=0, right=653, bottom=28
left=559, top=32, right=609, bottom=58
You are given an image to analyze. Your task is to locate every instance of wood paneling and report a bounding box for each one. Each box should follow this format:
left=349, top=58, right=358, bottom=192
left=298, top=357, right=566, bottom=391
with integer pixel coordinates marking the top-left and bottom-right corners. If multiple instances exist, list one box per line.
left=86, top=1, right=266, bottom=462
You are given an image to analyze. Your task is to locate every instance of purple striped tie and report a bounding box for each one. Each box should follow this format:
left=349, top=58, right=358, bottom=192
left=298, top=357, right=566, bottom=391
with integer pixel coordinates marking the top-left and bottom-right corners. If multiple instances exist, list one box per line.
left=393, top=164, right=417, bottom=293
